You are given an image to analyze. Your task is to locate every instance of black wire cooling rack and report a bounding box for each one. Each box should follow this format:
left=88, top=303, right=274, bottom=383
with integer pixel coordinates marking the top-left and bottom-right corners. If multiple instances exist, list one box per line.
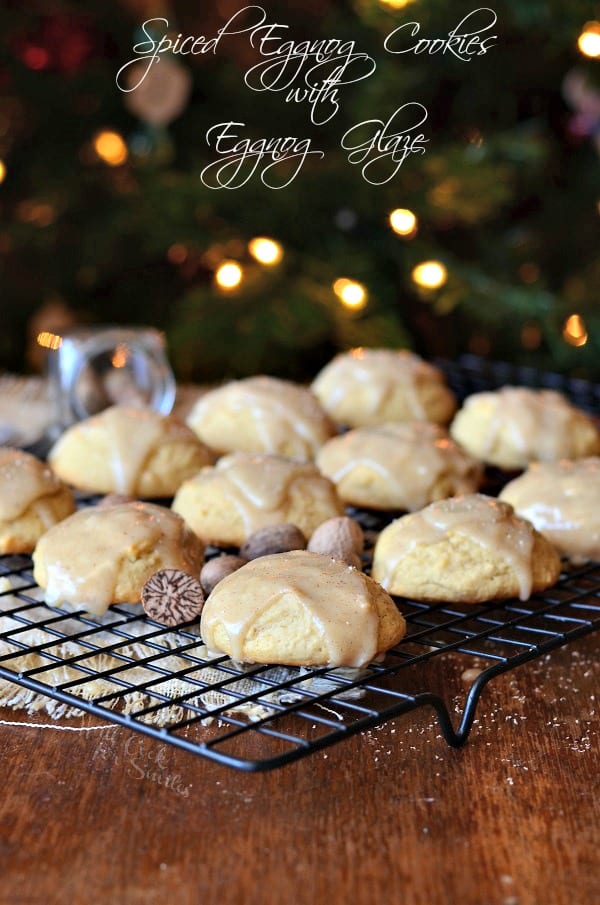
left=0, top=355, right=598, bottom=772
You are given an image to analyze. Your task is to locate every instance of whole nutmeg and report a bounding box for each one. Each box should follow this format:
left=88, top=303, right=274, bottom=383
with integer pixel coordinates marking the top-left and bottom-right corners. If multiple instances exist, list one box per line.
left=307, top=516, right=364, bottom=569
left=97, top=493, right=135, bottom=508
left=201, top=555, right=247, bottom=596
left=320, top=546, right=363, bottom=570
left=240, top=524, right=307, bottom=561
left=141, top=569, right=205, bottom=627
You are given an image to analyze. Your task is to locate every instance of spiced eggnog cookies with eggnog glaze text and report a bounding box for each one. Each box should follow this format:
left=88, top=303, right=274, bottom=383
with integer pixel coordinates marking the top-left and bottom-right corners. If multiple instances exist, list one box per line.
left=450, top=387, right=600, bottom=470
left=311, top=348, right=457, bottom=428
left=172, top=453, right=344, bottom=547
left=201, top=550, right=406, bottom=668
left=48, top=405, right=214, bottom=497
left=0, top=448, right=75, bottom=554
left=186, top=376, right=335, bottom=461
left=372, top=494, right=561, bottom=603
left=500, top=458, right=600, bottom=564
left=316, top=422, right=482, bottom=511
left=33, top=502, right=204, bottom=616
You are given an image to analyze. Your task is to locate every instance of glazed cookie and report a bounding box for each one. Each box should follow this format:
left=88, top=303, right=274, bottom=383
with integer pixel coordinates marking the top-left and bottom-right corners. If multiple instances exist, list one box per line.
left=372, top=494, right=561, bottom=603
left=311, top=348, right=457, bottom=428
left=450, top=387, right=600, bottom=470
left=316, top=422, right=482, bottom=511
left=49, top=405, right=214, bottom=497
left=33, top=502, right=204, bottom=615
left=200, top=550, right=407, bottom=668
left=0, top=448, right=76, bottom=554
left=500, top=458, right=600, bottom=564
left=186, top=376, right=335, bottom=461
left=172, top=453, right=344, bottom=547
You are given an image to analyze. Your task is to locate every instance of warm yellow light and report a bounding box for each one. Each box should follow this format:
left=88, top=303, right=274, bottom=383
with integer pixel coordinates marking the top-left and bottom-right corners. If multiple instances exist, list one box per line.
left=93, top=130, right=128, bottom=166
left=563, top=314, right=588, bottom=347
left=248, top=236, right=283, bottom=266
left=111, top=345, right=129, bottom=369
left=578, top=22, right=600, bottom=58
left=379, top=0, right=414, bottom=8
left=0, top=161, right=5, bottom=184
left=389, top=208, right=418, bottom=237
left=333, top=278, right=368, bottom=310
left=215, top=260, right=243, bottom=290
left=36, top=331, right=62, bottom=351
left=350, top=346, right=365, bottom=359
left=412, top=260, right=448, bottom=290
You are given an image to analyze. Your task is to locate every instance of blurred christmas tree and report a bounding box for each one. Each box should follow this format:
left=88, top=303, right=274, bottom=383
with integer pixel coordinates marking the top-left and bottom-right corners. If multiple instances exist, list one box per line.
left=0, top=0, right=599, bottom=381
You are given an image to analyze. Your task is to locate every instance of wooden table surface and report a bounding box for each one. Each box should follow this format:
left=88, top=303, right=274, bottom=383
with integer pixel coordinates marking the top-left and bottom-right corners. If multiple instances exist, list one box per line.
left=0, top=631, right=597, bottom=905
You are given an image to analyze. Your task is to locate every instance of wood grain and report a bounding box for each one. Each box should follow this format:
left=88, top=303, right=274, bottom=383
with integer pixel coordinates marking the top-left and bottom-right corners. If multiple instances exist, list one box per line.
left=0, top=634, right=597, bottom=905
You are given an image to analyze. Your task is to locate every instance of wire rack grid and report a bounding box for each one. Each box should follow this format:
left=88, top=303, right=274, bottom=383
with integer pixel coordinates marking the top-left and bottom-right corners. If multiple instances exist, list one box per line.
left=0, top=355, right=598, bottom=772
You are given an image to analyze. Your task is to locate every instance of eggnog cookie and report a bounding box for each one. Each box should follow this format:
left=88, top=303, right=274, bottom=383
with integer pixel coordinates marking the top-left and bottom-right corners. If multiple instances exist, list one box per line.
left=200, top=550, right=406, bottom=668
left=48, top=405, right=214, bottom=497
left=316, top=422, right=482, bottom=511
left=0, top=448, right=75, bottom=554
left=500, top=458, right=600, bottom=564
left=450, top=387, right=600, bottom=470
left=172, top=453, right=344, bottom=547
left=33, top=502, right=204, bottom=616
left=186, top=376, right=335, bottom=461
left=311, top=348, right=457, bottom=428
left=372, top=494, right=561, bottom=603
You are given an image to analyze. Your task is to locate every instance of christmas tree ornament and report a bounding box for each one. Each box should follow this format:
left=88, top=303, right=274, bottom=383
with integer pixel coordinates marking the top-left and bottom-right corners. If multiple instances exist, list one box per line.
left=123, top=55, right=192, bottom=127
left=562, top=68, right=600, bottom=154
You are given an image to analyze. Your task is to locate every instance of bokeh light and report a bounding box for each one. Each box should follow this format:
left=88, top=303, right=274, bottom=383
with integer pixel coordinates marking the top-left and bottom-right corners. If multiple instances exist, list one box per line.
left=389, top=208, right=418, bottom=237
left=36, top=331, right=62, bottom=350
left=111, top=345, right=129, bottom=368
left=563, top=313, right=588, bottom=347
left=215, top=261, right=243, bottom=290
left=93, top=130, right=128, bottom=166
left=578, top=22, right=600, bottom=58
left=333, top=278, right=368, bottom=310
left=248, top=237, right=283, bottom=265
left=412, top=261, right=448, bottom=289
left=378, top=0, right=415, bottom=9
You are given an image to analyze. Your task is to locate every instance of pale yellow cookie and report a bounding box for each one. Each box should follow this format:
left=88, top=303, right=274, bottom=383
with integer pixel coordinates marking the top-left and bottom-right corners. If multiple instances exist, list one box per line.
left=33, top=502, right=204, bottom=615
left=311, top=348, right=457, bottom=428
left=372, top=493, right=561, bottom=603
left=186, top=376, right=335, bottom=461
left=450, top=387, right=600, bottom=470
left=172, top=453, right=344, bottom=547
left=0, top=448, right=75, bottom=554
left=200, top=550, right=406, bottom=667
left=500, top=458, right=600, bottom=564
left=48, top=405, right=214, bottom=497
left=316, top=422, right=482, bottom=511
